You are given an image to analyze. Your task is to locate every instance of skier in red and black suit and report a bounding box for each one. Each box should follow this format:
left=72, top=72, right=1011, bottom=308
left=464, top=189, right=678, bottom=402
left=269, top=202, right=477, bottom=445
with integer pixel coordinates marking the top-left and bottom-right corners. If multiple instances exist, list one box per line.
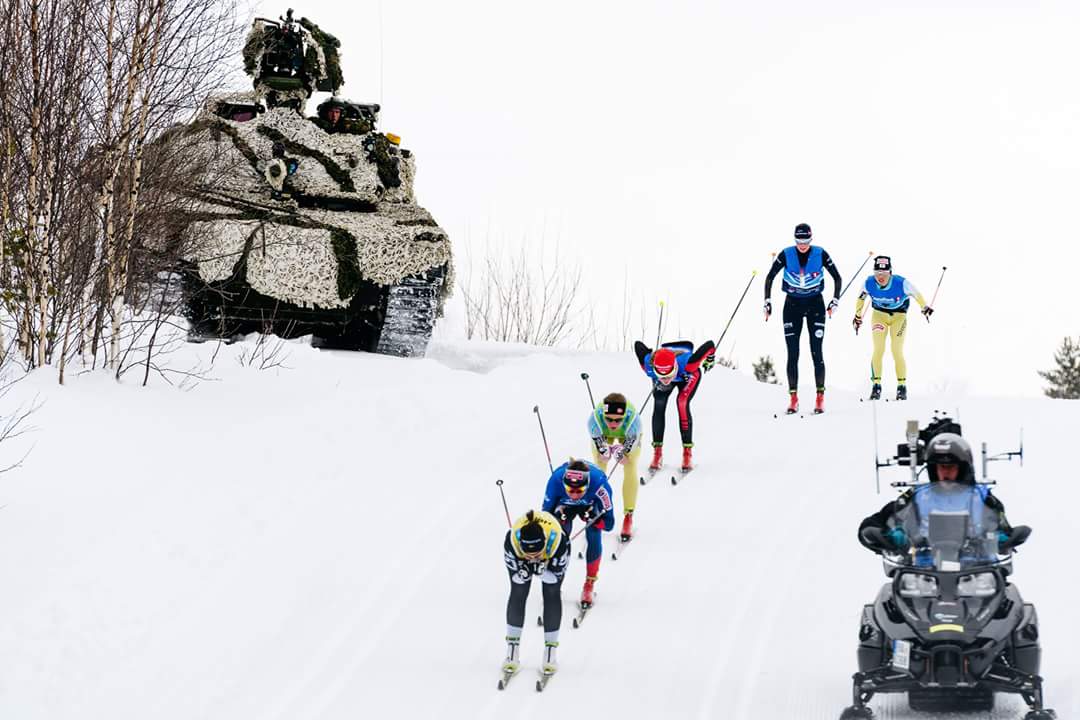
left=763, top=223, right=842, bottom=415
left=633, top=339, right=716, bottom=473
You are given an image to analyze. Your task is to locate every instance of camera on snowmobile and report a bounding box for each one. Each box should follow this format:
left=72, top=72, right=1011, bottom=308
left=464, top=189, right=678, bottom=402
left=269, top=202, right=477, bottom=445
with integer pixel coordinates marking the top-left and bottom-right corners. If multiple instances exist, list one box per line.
left=892, top=414, right=961, bottom=467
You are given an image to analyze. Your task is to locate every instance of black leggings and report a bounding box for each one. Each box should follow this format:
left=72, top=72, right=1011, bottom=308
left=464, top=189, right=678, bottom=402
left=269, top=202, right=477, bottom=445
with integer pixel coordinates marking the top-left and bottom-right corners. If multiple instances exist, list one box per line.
left=652, top=371, right=702, bottom=446
left=782, top=295, right=826, bottom=391
left=507, top=572, right=564, bottom=632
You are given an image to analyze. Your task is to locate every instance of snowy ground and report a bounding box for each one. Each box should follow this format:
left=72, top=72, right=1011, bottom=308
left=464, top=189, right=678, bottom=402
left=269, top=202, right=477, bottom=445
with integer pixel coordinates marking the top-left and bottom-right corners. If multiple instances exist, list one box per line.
left=0, top=334, right=1076, bottom=719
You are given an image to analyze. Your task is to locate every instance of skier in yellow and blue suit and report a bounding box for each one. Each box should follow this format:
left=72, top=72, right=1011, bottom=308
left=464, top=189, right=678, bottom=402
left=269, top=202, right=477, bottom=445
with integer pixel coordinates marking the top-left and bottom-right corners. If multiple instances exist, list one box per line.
left=853, top=255, right=934, bottom=401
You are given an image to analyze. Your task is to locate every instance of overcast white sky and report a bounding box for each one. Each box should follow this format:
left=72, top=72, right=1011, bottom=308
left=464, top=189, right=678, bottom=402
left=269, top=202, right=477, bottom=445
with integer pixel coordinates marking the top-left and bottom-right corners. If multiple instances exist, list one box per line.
left=251, top=0, right=1080, bottom=396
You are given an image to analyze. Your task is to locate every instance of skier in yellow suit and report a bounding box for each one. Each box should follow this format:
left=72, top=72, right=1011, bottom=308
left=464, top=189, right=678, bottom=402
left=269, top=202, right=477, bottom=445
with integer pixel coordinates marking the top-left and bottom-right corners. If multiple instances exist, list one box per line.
left=587, top=392, right=641, bottom=541
left=853, top=256, right=934, bottom=401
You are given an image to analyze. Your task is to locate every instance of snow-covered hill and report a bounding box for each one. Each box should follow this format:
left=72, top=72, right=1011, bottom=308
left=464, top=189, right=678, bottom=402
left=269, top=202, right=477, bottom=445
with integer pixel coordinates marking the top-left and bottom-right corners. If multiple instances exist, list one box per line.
left=0, top=337, right=1076, bottom=719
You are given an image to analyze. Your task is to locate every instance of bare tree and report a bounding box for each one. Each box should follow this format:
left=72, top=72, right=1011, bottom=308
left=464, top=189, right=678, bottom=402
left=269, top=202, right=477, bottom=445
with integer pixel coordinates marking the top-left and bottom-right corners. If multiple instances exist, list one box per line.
left=460, top=241, right=586, bottom=347
left=0, top=0, right=243, bottom=383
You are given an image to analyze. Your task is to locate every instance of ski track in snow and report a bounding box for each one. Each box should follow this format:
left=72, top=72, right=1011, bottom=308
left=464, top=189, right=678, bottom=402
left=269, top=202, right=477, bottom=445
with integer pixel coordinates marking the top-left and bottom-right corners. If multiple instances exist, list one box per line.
left=0, top=338, right=1076, bottom=719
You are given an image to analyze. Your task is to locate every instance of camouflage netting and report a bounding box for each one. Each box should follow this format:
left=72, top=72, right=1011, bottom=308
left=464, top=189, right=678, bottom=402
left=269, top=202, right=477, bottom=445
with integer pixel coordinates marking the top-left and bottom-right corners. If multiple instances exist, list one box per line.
left=242, top=14, right=340, bottom=98
left=177, top=95, right=452, bottom=314
left=172, top=10, right=452, bottom=354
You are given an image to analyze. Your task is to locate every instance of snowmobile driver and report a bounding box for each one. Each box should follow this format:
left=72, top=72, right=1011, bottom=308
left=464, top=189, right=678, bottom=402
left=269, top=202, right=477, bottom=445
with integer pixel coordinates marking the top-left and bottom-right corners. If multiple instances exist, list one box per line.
left=587, top=392, right=641, bottom=541
left=503, top=509, right=569, bottom=678
left=542, top=459, right=615, bottom=609
left=857, top=433, right=1023, bottom=560
left=633, top=339, right=716, bottom=473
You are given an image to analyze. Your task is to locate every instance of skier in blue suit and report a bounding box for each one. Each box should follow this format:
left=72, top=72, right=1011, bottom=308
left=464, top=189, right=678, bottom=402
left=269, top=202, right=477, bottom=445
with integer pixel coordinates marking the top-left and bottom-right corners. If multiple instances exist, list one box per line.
left=542, top=459, right=615, bottom=608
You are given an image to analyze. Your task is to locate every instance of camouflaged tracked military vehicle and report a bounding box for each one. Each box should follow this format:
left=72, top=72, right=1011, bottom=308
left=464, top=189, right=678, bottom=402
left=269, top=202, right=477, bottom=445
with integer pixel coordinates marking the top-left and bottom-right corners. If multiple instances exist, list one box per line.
left=175, top=9, right=451, bottom=355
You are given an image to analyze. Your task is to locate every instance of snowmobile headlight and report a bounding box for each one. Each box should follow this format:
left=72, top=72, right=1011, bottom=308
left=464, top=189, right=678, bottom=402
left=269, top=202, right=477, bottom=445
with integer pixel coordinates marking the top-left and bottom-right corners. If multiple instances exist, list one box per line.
left=898, top=573, right=939, bottom=597
left=956, top=572, right=997, bottom=598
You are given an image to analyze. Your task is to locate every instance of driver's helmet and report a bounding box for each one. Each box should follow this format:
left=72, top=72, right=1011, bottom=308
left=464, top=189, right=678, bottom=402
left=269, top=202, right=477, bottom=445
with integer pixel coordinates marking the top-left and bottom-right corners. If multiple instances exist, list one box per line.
left=925, top=432, right=975, bottom=484
left=317, top=98, right=347, bottom=121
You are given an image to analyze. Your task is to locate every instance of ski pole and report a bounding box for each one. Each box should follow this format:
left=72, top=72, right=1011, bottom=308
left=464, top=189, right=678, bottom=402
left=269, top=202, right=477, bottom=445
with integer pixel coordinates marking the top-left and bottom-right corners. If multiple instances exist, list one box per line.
left=928, top=265, right=947, bottom=310
left=495, top=479, right=512, bottom=528
left=715, top=270, right=757, bottom=347
left=580, top=372, right=597, bottom=411
left=533, top=405, right=554, bottom=474
left=838, top=251, right=875, bottom=299
left=654, top=300, right=665, bottom=348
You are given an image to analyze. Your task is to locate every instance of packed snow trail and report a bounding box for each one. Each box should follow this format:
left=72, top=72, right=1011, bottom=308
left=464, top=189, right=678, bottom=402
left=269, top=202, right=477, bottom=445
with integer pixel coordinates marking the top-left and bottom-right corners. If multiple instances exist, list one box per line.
left=0, top=337, right=1075, bottom=719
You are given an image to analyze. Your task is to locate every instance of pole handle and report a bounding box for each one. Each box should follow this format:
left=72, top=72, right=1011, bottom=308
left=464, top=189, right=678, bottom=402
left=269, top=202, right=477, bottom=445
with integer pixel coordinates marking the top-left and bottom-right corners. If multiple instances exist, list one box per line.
left=496, top=479, right=512, bottom=528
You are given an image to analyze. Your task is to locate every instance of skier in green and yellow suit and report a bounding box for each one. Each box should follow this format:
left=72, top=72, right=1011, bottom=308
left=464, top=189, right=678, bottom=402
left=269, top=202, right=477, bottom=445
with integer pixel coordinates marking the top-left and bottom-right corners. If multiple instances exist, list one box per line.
left=853, top=256, right=934, bottom=401
left=587, top=392, right=641, bottom=541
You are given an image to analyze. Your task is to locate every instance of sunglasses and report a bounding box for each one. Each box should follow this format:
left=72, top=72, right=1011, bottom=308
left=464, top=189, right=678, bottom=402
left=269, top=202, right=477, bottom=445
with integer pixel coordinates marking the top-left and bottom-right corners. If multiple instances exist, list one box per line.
left=603, top=415, right=623, bottom=424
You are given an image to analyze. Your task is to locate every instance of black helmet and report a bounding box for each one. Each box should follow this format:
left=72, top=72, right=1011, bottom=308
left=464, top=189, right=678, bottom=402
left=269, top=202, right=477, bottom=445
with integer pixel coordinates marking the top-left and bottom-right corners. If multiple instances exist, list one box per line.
left=317, top=97, right=347, bottom=119
left=925, top=432, right=975, bottom=483
left=517, top=511, right=547, bottom=556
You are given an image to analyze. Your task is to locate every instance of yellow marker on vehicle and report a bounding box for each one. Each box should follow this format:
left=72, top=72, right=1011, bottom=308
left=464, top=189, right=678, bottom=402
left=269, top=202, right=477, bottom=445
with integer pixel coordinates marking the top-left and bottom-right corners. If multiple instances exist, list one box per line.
left=929, top=624, right=965, bottom=634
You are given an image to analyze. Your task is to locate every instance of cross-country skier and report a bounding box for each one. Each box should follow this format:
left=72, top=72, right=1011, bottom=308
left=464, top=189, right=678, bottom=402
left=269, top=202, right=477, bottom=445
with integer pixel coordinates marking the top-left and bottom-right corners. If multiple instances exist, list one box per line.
left=542, top=459, right=615, bottom=609
left=853, top=255, right=933, bottom=401
left=633, top=339, right=716, bottom=473
left=763, top=223, right=842, bottom=414
left=503, top=509, right=570, bottom=679
left=587, top=392, right=641, bottom=541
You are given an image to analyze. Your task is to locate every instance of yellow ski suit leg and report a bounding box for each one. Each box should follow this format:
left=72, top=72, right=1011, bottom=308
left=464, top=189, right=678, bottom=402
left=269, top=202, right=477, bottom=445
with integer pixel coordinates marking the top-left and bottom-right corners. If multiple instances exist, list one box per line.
left=870, top=309, right=909, bottom=383
left=591, top=443, right=641, bottom=513
left=891, top=312, right=908, bottom=383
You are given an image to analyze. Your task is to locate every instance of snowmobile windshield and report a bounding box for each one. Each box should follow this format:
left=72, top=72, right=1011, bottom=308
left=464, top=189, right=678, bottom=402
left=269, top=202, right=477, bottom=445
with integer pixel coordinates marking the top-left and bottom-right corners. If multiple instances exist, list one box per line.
left=893, top=484, right=1003, bottom=571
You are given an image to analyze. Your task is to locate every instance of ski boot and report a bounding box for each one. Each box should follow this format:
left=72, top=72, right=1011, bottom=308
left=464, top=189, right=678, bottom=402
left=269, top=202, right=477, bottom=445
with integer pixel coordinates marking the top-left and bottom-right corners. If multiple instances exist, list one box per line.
left=868, top=384, right=882, bottom=401
left=648, top=444, right=663, bottom=472
left=786, top=391, right=799, bottom=414
left=814, top=390, right=825, bottom=414
left=542, top=641, right=558, bottom=675
left=681, top=445, right=693, bottom=472
left=580, top=577, right=596, bottom=608
left=896, top=384, right=907, bottom=401
left=839, top=706, right=874, bottom=720
left=620, top=511, right=634, bottom=542
left=502, top=637, right=521, bottom=675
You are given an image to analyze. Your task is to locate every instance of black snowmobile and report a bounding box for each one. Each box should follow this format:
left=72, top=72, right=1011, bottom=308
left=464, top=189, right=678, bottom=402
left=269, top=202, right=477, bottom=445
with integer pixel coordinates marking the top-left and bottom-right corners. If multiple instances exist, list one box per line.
left=839, top=418, right=1056, bottom=719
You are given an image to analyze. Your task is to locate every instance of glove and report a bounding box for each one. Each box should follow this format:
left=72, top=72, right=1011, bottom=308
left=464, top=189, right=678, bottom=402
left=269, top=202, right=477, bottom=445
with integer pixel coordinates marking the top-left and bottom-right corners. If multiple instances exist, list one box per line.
left=595, top=441, right=611, bottom=459
left=764, top=299, right=772, bottom=321
left=702, top=355, right=716, bottom=373
left=922, top=306, right=934, bottom=321
left=885, top=527, right=911, bottom=552
left=827, top=298, right=839, bottom=318
left=852, top=315, right=863, bottom=334
left=552, top=505, right=570, bottom=525
left=580, top=505, right=597, bottom=525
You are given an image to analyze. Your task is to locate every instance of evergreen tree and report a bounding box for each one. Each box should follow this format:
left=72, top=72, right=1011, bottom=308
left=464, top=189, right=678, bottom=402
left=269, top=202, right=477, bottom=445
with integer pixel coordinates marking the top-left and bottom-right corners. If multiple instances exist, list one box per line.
left=753, top=355, right=779, bottom=385
left=1039, top=337, right=1080, bottom=399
